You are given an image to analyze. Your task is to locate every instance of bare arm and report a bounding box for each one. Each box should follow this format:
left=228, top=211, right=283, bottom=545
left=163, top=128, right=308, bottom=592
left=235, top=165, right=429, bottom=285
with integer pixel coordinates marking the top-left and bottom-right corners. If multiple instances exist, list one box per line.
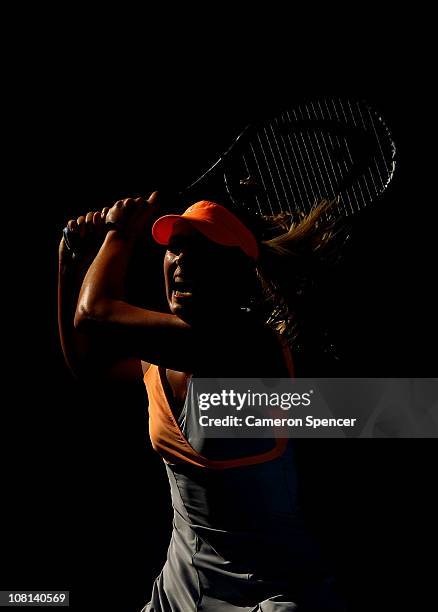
left=74, top=194, right=205, bottom=372
left=58, top=236, right=91, bottom=377
left=58, top=209, right=145, bottom=382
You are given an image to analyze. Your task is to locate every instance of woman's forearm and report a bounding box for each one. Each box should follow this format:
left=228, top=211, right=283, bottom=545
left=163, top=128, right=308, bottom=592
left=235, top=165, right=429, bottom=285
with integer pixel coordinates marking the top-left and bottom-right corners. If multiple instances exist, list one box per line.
left=58, top=244, right=93, bottom=377
left=75, top=230, right=134, bottom=324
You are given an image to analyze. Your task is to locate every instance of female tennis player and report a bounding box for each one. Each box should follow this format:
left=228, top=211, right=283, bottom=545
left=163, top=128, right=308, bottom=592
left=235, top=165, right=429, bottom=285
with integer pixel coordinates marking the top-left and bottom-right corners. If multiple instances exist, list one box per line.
left=58, top=193, right=347, bottom=611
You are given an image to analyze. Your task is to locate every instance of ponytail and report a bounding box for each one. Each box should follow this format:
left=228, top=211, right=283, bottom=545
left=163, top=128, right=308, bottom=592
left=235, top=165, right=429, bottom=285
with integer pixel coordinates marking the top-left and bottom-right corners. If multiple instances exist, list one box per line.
left=253, top=200, right=350, bottom=358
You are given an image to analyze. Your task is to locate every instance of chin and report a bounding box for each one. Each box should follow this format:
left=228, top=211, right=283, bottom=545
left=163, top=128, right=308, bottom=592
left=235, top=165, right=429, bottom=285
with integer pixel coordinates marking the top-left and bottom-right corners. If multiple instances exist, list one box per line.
left=169, top=298, right=192, bottom=319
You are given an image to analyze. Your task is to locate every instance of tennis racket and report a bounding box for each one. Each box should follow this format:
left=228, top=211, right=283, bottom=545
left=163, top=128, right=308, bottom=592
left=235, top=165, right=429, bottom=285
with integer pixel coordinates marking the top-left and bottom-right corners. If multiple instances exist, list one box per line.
left=182, top=96, right=396, bottom=220
left=63, top=97, right=396, bottom=253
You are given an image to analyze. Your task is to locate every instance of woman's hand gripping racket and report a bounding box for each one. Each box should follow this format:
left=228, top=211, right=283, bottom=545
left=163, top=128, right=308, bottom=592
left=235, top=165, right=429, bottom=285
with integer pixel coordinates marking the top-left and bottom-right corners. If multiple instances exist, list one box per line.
left=62, top=97, right=397, bottom=254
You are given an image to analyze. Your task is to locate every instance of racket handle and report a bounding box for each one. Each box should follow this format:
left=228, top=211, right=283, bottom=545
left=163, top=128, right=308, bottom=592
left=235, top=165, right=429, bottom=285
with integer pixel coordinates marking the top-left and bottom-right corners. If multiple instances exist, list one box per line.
left=62, top=226, right=76, bottom=253
left=62, top=222, right=121, bottom=256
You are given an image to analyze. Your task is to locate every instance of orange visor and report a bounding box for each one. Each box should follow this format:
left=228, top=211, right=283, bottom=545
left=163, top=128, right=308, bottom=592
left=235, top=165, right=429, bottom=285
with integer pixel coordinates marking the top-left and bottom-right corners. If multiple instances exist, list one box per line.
left=151, top=201, right=259, bottom=260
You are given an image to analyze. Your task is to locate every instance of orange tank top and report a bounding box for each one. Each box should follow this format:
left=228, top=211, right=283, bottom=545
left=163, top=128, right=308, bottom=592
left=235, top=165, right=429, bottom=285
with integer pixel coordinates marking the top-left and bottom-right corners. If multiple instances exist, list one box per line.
left=143, top=335, right=294, bottom=470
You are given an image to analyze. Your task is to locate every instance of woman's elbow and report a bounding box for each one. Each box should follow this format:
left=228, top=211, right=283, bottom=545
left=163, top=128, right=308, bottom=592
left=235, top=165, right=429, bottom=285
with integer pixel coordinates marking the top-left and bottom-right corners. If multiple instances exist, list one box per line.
left=74, top=303, right=94, bottom=331
left=74, top=300, right=112, bottom=330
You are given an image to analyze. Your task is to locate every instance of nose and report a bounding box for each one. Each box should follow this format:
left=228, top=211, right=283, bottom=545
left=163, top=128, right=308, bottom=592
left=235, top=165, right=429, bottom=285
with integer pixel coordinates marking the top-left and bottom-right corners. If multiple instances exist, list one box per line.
left=174, top=250, right=185, bottom=265
left=174, top=244, right=193, bottom=265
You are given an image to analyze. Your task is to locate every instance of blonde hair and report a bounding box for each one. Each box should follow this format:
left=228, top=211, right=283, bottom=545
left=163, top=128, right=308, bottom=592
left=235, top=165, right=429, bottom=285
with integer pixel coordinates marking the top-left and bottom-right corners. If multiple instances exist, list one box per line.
left=252, top=200, right=350, bottom=357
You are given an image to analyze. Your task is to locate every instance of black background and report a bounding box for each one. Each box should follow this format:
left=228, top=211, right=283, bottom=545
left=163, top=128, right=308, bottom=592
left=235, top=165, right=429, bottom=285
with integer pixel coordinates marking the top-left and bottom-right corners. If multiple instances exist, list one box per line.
left=2, top=15, right=437, bottom=612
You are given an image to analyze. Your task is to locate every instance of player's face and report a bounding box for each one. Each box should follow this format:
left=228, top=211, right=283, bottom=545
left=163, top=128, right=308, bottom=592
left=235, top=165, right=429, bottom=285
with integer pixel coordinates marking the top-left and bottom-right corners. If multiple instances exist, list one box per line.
left=163, top=222, right=251, bottom=323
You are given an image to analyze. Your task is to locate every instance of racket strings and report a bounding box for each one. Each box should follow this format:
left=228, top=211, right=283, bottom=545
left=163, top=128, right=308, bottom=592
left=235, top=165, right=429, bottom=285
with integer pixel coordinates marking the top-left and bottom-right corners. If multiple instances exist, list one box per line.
left=227, top=97, right=395, bottom=221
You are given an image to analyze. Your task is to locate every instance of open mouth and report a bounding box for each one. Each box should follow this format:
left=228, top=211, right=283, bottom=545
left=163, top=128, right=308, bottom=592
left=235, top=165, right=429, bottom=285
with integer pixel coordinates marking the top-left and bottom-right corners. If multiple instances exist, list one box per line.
left=172, top=278, right=194, bottom=299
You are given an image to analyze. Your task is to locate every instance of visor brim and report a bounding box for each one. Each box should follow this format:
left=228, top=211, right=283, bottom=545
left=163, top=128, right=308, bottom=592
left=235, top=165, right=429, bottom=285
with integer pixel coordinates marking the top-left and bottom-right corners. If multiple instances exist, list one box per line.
left=152, top=214, right=236, bottom=249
